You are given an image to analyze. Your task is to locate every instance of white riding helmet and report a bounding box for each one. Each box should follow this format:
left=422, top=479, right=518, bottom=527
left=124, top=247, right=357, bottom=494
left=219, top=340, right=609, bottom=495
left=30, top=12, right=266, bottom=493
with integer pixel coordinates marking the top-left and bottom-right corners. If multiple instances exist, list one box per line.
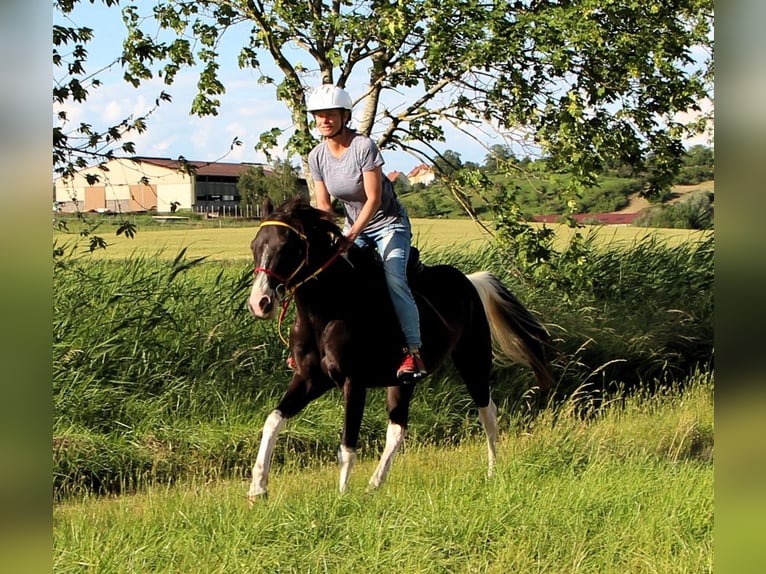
left=306, top=85, right=353, bottom=112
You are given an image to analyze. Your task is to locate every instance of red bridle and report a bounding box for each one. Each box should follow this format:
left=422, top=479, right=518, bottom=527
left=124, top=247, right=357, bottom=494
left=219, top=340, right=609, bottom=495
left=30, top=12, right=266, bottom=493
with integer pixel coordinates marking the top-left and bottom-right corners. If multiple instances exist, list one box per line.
left=252, top=219, right=344, bottom=344
left=253, top=220, right=309, bottom=288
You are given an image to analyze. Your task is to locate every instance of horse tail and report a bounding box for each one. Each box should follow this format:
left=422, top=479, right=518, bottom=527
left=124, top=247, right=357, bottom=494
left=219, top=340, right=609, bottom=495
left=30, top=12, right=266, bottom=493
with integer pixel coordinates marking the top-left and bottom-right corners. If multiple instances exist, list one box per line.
left=468, top=271, right=556, bottom=390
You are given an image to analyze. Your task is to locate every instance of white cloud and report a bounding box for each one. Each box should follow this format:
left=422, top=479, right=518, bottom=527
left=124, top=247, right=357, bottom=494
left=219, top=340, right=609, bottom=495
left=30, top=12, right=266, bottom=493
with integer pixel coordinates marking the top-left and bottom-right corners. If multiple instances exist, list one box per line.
left=675, top=98, right=714, bottom=148
left=101, top=99, right=124, bottom=123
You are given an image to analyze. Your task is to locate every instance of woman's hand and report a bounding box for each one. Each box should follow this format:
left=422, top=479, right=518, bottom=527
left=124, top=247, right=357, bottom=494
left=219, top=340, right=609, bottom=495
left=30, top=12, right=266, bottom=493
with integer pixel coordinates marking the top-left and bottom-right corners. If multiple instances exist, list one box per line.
left=337, top=234, right=355, bottom=253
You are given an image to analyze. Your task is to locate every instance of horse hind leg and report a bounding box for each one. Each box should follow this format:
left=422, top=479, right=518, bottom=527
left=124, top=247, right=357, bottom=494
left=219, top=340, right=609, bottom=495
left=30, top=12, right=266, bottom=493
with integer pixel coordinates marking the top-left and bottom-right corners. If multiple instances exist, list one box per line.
left=452, top=335, right=497, bottom=477
left=478, top=398, right=498, bottom=476
left=368, top=385, right=414, bottom=491
left=338, top=445, right=357, bottom=493
left=368, top=422, right=406, bottom=490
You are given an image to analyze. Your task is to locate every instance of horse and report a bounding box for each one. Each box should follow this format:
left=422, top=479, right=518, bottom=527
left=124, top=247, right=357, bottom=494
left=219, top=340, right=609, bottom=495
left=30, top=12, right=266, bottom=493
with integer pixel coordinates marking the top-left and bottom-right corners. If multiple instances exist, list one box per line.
left=246, top=197, right=555, bottom=499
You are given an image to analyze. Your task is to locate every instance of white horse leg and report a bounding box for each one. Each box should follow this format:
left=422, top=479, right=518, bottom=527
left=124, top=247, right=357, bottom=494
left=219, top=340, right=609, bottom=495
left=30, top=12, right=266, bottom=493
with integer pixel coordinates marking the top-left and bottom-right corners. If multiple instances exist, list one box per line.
left=337, top=445, right=357, bottom=493
left=248, top=410, right=285, bottom=500
left=478, top=398, right=498, bottom=476
left=368, top=422, right=406, bottom=490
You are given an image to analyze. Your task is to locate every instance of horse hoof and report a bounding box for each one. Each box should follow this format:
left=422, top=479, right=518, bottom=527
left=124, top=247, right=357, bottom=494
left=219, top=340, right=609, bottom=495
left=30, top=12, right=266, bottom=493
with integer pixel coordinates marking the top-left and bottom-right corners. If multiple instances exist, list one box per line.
left=247, top=492, right=268, bottom=506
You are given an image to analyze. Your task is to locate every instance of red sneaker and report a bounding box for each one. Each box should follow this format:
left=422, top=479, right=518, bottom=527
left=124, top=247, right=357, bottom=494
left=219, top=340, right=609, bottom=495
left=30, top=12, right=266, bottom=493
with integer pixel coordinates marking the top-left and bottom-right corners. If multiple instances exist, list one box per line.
left=397, top=351, right=426, bottom=383
left=286, top=355, right=297, bottom=370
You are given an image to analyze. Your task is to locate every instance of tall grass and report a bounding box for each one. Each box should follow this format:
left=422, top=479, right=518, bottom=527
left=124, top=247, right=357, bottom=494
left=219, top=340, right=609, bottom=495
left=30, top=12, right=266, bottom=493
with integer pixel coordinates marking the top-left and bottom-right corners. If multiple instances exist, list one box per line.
left=53, top=232, right=713, bottom=498
left=54, top=372, right=713, bottom=573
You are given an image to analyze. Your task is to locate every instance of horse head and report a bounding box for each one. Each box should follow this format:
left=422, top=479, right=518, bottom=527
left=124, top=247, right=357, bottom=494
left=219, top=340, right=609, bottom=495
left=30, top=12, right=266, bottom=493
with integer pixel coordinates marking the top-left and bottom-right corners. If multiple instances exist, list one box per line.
left=248, top=196, right=343, bottom=319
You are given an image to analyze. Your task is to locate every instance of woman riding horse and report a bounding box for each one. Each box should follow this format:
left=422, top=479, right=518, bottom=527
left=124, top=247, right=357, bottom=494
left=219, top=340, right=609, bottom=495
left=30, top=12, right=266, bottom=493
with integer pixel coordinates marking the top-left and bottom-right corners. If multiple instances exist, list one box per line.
left=247, top=197, right=556, bottom=498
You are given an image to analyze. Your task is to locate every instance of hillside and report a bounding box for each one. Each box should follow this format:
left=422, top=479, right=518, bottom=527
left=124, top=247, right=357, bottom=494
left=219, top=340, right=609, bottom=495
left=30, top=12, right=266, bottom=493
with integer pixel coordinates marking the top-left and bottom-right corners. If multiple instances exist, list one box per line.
left=399, top=167, right=715, bottom=223
left=615, top=180, right=715, bottom=214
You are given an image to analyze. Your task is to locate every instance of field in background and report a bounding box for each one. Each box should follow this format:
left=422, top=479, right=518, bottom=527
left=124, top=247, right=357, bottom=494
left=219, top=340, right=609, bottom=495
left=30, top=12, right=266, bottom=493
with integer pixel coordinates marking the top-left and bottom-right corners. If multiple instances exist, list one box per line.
left=55, top=217, right=712, bottom=262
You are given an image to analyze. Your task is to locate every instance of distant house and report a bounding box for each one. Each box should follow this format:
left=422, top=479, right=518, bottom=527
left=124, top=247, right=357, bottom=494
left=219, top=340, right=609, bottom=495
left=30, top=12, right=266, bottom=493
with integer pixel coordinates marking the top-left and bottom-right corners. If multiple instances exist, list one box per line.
left=54, top=156, right=305, bottom=215
left=406, top=164, right=436, bottom=186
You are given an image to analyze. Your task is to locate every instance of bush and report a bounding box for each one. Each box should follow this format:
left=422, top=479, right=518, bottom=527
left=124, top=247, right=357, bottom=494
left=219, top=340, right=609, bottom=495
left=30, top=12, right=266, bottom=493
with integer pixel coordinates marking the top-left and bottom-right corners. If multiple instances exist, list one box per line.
left=634, top=191, right=714, bottom=229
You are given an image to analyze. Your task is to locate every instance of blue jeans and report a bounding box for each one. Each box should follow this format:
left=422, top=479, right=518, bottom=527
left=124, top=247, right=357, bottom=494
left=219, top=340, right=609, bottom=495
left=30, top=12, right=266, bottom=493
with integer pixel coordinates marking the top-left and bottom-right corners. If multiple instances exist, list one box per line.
left=352, top=207, right=422, bottom=350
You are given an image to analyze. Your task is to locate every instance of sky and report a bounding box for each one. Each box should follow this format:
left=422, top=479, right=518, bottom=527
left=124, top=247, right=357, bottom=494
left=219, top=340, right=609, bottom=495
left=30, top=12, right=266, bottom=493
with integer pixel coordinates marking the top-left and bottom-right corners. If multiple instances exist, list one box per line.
left=53, top=0, right=500, bottom=177
left=53, top=1, right=712, bottom=179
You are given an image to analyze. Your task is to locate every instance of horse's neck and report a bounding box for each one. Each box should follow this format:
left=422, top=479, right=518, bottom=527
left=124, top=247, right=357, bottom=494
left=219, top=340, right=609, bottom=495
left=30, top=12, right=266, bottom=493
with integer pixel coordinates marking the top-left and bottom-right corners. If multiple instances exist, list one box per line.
left=296, top=249, right=379, bottom=315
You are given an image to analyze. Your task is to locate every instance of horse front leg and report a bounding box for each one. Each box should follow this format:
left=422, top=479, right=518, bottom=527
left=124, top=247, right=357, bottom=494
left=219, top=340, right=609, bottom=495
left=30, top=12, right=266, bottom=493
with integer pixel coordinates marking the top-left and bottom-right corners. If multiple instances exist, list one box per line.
left=248, top=410, right=285, bottom=500
left=368, top=385, right=414, bottom=490
left=338, top=381, right=366, bottom=493
left=248, top=374, right=332, bottom=502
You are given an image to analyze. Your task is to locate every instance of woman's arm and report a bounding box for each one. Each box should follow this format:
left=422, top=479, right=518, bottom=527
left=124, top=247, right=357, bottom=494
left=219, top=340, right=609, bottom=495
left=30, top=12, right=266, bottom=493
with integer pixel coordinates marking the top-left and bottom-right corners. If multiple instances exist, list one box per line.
left=314, top=180, right=333, bottom=213
left=346, top=166, right=383, bottom=242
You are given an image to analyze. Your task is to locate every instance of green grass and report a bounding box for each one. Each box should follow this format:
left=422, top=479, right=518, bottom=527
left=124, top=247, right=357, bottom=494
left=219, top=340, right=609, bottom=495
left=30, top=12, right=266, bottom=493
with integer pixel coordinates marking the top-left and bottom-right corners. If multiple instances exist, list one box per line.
left=52, top=227, right=713, bottom=497
left=54, top=373, right=713, bottom=573
left=52, top=216, right=713, bottom=571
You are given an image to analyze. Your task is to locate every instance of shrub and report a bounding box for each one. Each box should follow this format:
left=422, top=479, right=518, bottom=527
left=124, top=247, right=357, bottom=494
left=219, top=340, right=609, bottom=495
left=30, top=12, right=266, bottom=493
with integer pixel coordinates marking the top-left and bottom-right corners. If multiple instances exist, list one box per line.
left=634, top=191, right=713, bottom=229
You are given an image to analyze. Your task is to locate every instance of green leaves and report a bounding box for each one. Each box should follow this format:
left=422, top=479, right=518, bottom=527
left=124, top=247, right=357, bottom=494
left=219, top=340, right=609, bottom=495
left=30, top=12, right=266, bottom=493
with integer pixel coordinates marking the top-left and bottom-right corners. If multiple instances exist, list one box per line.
left=54, top=0, right=713, bottom=211
left=116, top=221, right=137, bottom=239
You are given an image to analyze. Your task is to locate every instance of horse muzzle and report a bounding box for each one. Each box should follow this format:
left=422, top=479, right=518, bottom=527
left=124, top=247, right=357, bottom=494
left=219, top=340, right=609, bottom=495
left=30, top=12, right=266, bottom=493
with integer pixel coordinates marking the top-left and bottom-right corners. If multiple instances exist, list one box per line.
left=248, top=294, right=275, bottom=319
left=248, top=281, right=284, bottom=320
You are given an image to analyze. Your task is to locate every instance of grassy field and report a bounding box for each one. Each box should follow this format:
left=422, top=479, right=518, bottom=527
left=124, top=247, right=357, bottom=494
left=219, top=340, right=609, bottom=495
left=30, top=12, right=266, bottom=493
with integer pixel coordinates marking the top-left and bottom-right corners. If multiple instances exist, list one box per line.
left=54, top=216, right=712, bottom=262
left=53, top=373, right=713, bottom=573
left=53, top=213, right=713, bottom=572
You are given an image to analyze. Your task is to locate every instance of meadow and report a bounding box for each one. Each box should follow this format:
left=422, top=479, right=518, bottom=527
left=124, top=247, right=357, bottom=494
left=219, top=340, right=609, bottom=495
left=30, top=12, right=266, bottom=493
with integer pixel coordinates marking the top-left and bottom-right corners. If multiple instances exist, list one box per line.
left=54, top=373, right=712, bottom=573
left=54, top=215, right=710, bottom=262
left=53, top=218, right=714, bottom=572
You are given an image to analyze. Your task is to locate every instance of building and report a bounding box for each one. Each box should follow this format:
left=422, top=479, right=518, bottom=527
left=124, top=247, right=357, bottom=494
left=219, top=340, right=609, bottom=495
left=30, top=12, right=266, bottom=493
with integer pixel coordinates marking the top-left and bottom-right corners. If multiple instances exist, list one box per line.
left=54, top=156, right=305, bottom=215
left=406, top=164, right=436, bottom=186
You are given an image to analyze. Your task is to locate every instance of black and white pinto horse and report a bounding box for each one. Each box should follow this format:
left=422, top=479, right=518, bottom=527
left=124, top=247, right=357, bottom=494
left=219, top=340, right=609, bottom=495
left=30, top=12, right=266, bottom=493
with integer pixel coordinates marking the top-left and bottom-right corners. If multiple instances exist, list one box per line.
left=247, top=197, right=555, bottom=499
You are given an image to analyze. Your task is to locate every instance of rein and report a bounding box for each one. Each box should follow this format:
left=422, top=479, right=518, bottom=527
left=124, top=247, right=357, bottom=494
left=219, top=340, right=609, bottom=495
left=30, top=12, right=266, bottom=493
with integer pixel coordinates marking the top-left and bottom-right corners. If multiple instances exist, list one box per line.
left=253, top=219, right=344, bottom=345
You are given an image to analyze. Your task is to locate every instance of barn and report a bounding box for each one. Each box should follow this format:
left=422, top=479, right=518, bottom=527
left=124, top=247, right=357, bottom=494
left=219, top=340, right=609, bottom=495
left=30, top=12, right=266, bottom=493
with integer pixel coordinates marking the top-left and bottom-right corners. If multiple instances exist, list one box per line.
left=53, top=156, right=305, bottom=215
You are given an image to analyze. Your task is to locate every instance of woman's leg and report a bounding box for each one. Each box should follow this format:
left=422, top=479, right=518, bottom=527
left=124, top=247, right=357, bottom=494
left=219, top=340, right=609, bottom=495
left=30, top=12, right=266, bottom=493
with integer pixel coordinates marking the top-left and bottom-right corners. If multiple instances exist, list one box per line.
left=375, top=226, right=422, bottom=349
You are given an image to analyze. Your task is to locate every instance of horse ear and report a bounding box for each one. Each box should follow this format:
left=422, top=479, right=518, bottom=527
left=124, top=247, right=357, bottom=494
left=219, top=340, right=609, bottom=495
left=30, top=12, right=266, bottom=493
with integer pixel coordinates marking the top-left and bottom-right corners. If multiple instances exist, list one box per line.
left=262, top=196, right=274, bottom=216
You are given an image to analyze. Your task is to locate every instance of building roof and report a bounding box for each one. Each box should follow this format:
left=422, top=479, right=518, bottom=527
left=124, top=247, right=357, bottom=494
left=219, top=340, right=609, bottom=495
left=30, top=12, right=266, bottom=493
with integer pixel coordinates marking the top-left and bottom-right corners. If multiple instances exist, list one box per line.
left=407, top=164, right=433, bottom=178
left=387, top=171, right=404, bottom=182
left=133, top=156, right=272, bottom=177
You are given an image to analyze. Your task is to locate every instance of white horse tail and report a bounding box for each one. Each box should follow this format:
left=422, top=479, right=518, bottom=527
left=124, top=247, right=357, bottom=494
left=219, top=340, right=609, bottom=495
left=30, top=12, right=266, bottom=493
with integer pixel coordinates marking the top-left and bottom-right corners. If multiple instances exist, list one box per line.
left=468, top=271, right=556, bottom=390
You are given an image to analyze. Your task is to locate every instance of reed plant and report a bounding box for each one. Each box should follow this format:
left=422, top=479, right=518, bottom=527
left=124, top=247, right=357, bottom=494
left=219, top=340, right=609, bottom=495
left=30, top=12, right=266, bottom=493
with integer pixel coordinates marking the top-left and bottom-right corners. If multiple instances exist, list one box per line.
left=53, top=231, right=713, bottom=499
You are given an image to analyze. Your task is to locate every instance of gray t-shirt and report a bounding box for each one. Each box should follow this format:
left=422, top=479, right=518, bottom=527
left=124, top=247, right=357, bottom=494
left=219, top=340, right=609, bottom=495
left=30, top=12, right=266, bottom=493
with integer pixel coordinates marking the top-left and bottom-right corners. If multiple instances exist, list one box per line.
left=308, top=132, right=399, bottom=233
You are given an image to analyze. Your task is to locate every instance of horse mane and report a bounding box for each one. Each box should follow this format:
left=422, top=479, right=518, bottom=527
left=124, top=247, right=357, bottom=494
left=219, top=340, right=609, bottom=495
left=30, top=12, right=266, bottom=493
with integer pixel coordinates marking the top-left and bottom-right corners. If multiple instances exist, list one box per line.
left=272, top=196, right=343, bottom=240
left=269, top=196, right=391, bottom=287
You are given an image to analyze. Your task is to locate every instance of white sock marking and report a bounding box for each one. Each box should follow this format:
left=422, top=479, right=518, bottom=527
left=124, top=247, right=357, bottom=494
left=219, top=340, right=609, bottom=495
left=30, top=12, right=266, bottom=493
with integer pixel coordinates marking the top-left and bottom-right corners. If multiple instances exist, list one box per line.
left=337, top=445, right=357, bottom=493
left=248, top=410, right=285, bottom=498
left=478, top=398, right=498, bottom=476
left=368, top=422, right=405, bottom=490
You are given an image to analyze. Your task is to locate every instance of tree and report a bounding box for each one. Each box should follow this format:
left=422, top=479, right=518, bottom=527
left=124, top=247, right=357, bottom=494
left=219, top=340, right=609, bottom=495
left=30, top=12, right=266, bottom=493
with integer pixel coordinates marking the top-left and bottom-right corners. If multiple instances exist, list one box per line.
left=675, top=144, right=714, bottom=184
left=683, top=145, right=714, bottom=168
left=238, top=159, right=305, bottom=212
left=390, top=174, right=411, bottom=197
left=484, top=145, right=516, bottom=173
left=264, top=158, right=306, bottom=204
left=54, top=0, right=713, bottom=207
left=433, top=149, right=463, bottom=179
left=237, top=166, right=271, bottom=213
